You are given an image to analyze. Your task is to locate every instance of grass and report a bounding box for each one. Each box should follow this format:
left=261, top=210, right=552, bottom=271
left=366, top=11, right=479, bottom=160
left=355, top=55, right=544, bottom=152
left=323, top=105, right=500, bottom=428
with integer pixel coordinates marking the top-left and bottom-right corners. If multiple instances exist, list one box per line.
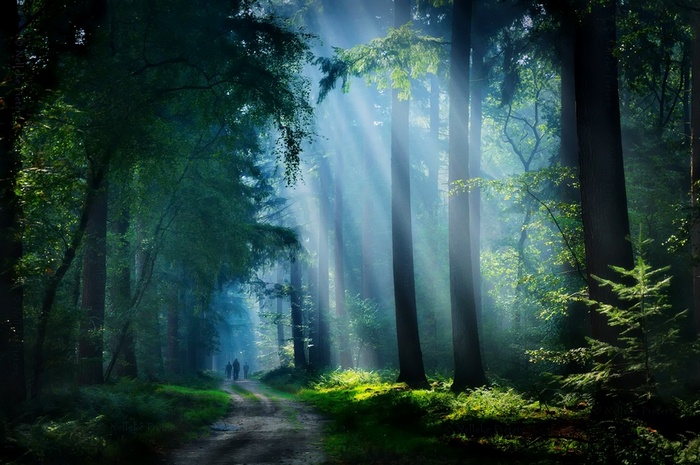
left=3, top=371, right=231, bottom=465
left=262, top=368, right=700, bottom=465
left=229, top=383, right=261, bottom=402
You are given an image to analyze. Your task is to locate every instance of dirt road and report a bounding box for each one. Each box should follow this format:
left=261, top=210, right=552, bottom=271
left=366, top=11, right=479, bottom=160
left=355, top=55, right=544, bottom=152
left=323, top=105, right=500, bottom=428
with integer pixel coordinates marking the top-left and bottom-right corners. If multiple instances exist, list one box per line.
left=168, top=380, right=327, bottom=465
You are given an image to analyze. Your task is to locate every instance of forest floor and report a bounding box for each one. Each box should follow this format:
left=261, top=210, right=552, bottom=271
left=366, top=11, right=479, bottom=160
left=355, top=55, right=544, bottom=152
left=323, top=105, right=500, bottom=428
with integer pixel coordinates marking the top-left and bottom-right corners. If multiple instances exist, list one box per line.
left=164, top=379, right=328, bottom=465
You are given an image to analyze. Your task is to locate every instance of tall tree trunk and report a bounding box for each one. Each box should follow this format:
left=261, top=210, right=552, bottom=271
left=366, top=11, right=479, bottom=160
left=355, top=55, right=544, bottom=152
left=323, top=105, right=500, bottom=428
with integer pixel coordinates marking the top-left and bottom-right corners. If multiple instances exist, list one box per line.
left=109, top=207, right=137, bottom=379
left=574, top=0, right=634, bottom=337
left=78, top=169, right=109, bottom=385
left=290, top=253, right=307, bottom=368
left=334, top=142, right=353, bottom=368
left=428, top=73, right=441, bottom=210
left=31, top=170, right=102, bottom=397
left=306, top=253, right=319, bottom=367
left=449, top=0, right=486, bottom=391
left=392, top=0, right=428, bottom=388
left=470, top=24, right=485, bottom=327
left=276, top=264, right=286, bottom=365
left=690, top=9, right=700, bottom=389
left=361, top=125, right=376, bottom=302
left=0, top=0, right=26, bottom=407
left=316, top=159, right=332, bottom=368
left=574, top=0, right=635, bottom=409
left=557, top=5, right=589, bottom=370
left=166, top=283, right=180, bottom=375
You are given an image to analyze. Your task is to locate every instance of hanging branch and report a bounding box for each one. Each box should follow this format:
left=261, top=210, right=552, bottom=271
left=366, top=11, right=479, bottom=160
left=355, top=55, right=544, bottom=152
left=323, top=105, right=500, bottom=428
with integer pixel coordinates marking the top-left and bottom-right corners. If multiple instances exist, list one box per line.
left=525, top=184, right=587, bottom=285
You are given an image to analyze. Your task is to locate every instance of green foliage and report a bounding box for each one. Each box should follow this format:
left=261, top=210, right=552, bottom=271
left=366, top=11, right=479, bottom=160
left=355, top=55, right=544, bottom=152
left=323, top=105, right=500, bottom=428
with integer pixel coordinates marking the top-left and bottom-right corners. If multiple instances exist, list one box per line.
left=7, top=376, right=230, bottom=465
left=316, top=23, right=445, bottom=102
left=312, top=368, right=384, bottom=388
left=564, top=245, right=690, bottom=401
left=294, top=369, right=591, bottom=463
left=259, top=365, right=315, bottom=393
left=283, top=369, right=700, bottom=464
left=585, top=418, right=683, bottom=465
left=345, top=294, right=393, bottom=366
left=447, top=387, right=532, bottom=424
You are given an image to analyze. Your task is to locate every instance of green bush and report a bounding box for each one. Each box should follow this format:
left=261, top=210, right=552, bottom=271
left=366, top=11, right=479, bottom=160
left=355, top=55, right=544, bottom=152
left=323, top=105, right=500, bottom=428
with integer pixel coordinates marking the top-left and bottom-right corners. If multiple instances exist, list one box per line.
left=7, top=377, right=230, bottom=465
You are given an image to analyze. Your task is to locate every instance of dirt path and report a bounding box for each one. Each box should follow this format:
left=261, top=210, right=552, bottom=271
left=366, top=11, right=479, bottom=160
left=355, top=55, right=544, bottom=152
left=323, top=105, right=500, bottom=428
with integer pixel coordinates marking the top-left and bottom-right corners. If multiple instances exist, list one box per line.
left=167, top=380, right=327, bottom=465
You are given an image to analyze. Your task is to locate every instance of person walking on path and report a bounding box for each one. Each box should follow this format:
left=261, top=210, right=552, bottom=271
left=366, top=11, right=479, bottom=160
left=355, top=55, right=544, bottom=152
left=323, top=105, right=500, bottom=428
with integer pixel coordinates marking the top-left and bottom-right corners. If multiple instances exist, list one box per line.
left=225, top=361, right=232, bottom=380
left=243, top=362, right=249, bottom=380
left=232, top=359, right=240, bottom=381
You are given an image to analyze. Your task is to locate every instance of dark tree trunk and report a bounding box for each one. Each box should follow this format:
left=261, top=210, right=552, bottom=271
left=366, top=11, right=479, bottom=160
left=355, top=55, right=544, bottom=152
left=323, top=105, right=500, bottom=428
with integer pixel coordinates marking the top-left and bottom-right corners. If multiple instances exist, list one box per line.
left=334, top=142, right=353, bottom=368
left=690, top=6, right=700, bottom=391
left=691, top=10, right=700, bottom=342
left=574, top=0, right=636, bottom=411
left=276, top=265, right=286, bottom=365
left=557, top=5, right=589, bottom=370
left=449, top=0, right=486, bottom=391
left=290, top=253, right=307, bottom=368
left=470, top=24, right=485, bottom=326
left=428, top=73, right=441, bottom=210
left=574, top=0, right=634, bottom=339
left=78, top=170, right=109, bottom=385
left=166, top=284, right=180, bottom=375
left=392, top=0, right=428, bottom=388
left=559, top=7, right=578, bottom=194
left=361, top=127, right=377, bottom=302
left=306, top=253, right=318, bottom=367
left=316, top=159, right=332, bottom=369
left=0, top=0, right=26, bottom=407
left=187, top=301, right=201, bottom=373
left=31, top=169, right=103, bottom=397
left=110, top=210, right=137, bottom=379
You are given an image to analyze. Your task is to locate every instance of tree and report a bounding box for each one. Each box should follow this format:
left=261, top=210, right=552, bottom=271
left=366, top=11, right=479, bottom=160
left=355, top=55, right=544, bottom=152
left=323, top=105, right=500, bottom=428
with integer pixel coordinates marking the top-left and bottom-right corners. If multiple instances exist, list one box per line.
left=1, top=0, right=106, bottom=407
left=290, top=251, right=307, bottom=368
left=77, top=166, right=109, bottom=385
left=392, top=0, right=428, bottom=388
left=334, top=131, right=353, bottom=368
left=0, top=0, right=27, bottom=407
left=448, top=0, right=487, bottom=391
left=690, top=6, right=700, bottom=345
left=566, top=246, right=687, bottom=403
left=315, top=158, right=332, bottom=369
left=574, top=0, right=636, bottom=409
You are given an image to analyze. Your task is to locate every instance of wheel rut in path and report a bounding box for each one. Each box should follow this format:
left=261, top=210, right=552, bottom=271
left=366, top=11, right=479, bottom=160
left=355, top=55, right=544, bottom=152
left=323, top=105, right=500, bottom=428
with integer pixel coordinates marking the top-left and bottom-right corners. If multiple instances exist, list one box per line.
left=167, top=380, right=327, bottom=465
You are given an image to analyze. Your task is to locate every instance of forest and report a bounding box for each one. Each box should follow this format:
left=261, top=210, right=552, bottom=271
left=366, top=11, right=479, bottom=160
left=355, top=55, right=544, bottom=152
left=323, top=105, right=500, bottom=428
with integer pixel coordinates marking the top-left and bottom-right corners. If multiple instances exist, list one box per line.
left=2, top=0, right=700, bottom=463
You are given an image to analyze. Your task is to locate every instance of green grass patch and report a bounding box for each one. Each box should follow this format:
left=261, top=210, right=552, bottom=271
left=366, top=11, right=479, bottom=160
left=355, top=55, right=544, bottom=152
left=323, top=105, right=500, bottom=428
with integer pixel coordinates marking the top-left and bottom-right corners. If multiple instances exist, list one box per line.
left=228, top=383, right=261, bottom=402
left=288, top=369, right=700, bottom=464
left=4, top=372, right=231, bottom=465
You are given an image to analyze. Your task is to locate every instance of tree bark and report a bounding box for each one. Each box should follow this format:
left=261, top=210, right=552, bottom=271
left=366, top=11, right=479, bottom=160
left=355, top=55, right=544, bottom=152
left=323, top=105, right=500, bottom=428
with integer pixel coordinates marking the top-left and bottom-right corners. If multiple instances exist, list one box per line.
left=0, top=0, right=26, bottom=407
left=691, top=10, right=700, bottom=341
left=470, top=23, right=485, bottom=327
left=276, top=264, right=286, bottom=365
left=449, top=0, right=487, bottom=391
left=78, top=169, right=109, bottom=385
left=290, top=252, right=307, bottom=368
left=574, top=0, right=634, bottom=339
left=557, top=4, right=589, bottom=370
left=316, top=159, right=332, bottom=369
left=686, top=3, right=700, bottom=388
left=392, top=0, right=428, bottom=388
left=108, top=206, right=137, bottom=379
left=334, top=141, right=353, bottom=368
left=574, top=0, right=636, bottom=411
left=166, top=282, right=181, bottom=375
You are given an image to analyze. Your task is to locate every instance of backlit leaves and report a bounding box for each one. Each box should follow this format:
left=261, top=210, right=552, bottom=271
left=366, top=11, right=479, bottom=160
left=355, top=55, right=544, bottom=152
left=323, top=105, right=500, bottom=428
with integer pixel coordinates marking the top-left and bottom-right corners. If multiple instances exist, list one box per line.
left=316, top=23, right=446, bottom=102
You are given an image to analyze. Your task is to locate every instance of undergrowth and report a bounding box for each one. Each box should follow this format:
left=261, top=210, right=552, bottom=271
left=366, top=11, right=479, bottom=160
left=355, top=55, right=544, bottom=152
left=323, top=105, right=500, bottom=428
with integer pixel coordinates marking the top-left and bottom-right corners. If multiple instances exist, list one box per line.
left=276, top=368, right=700, bottom=465
left=3, top=371, right=230, bottom=465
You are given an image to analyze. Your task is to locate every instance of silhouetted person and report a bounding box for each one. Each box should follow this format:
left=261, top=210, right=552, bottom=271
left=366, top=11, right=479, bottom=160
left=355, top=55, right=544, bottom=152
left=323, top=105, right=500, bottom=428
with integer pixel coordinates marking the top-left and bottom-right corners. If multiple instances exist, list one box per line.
left=225, top=361, right=232, bottom=380
left=243, top=362, right=249, bottom=380
left=232, top=358, right=240, bottom=380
